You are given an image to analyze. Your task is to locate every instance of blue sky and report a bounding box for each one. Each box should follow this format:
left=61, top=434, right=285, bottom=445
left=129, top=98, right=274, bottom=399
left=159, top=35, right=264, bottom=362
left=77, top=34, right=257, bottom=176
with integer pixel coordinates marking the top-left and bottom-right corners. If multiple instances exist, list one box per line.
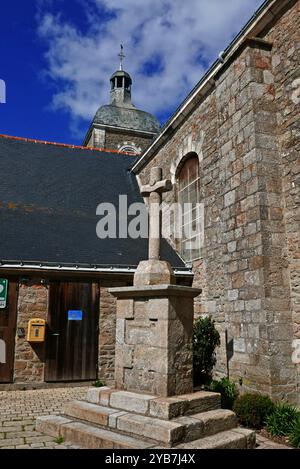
left=0, top=0, right=264, bottom=146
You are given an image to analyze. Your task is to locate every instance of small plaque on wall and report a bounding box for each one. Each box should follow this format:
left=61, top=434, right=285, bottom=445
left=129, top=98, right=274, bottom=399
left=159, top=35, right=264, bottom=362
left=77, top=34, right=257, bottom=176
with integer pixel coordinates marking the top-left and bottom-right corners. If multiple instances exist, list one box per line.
left=68, top=310, right=83, bottom=321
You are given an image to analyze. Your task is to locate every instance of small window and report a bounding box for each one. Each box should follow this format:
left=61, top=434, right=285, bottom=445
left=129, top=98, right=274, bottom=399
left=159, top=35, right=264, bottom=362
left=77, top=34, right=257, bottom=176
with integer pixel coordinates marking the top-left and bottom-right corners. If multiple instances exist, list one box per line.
left=177, top=155, right=202, bottom=262
left=119, top=145, right=140, bottom=155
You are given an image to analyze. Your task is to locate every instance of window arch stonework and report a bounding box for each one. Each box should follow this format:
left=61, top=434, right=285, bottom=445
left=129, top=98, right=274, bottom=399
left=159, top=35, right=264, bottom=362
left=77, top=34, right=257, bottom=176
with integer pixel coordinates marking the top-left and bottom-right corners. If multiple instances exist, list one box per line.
left=118, top=142, right=141, bottom=155
left=170, top=131, right=204, bottom=184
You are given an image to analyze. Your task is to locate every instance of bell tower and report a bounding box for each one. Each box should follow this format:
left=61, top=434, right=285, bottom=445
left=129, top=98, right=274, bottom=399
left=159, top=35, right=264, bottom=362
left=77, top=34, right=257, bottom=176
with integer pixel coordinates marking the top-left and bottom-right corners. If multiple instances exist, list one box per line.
left=83, top=45, right=160, bottom=154
left=110, top=46, right=134, bottom=109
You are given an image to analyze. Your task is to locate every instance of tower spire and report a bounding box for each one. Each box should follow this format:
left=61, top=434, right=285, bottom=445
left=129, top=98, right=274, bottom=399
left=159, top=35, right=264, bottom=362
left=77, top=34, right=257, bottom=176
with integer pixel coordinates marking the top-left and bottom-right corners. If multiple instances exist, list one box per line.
left=109, top=45, right=133, bottom=108
left=118, top=44, right=125, bottom=71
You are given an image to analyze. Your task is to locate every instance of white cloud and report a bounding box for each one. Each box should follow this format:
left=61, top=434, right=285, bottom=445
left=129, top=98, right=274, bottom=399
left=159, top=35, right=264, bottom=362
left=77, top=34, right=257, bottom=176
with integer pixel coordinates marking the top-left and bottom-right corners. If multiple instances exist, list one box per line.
left=37, top=0, right=264, bottom=134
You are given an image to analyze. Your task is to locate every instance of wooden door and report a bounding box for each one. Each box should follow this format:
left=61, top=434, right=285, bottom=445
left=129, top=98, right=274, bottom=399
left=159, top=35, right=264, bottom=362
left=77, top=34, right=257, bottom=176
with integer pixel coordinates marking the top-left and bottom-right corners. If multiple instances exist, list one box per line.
left=45, top=281, right=99, bottom=382
left=0, top=279, right=18, bottom=383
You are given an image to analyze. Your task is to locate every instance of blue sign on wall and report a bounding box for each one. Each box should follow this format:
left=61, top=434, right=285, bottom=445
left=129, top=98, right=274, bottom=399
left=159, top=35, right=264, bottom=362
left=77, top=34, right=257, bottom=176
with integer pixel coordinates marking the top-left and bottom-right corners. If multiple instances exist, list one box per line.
left=68, top=310, right=83, bottom=321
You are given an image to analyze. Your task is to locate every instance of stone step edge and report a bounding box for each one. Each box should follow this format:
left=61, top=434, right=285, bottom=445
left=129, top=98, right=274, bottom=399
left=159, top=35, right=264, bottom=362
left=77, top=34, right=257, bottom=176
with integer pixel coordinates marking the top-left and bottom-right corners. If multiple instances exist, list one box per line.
left=86, top=387, right=221, bottom=420
left=36, top=415, right=156, bottom=450
left=64, top=400, right=238, bottom=445
left=176, top=428, right=256, bottom=450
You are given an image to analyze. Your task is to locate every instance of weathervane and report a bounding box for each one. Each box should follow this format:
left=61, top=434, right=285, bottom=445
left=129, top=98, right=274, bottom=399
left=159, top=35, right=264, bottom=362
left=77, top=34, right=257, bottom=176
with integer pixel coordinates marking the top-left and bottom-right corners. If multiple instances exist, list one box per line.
left=118, top=44, right=125, bottom=71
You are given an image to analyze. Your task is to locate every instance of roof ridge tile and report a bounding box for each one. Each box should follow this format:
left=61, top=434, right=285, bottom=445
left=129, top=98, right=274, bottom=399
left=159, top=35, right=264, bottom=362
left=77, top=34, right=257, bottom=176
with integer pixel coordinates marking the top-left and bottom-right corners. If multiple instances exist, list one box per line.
left=0, top=133, right=136, bottom=156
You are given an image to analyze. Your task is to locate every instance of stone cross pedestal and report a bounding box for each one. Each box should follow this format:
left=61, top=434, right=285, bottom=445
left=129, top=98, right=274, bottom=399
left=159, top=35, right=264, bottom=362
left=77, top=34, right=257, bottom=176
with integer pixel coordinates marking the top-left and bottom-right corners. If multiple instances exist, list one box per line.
left=109, top=284, right=201, bottom=397
left=110, top=166, right=201, bottom=397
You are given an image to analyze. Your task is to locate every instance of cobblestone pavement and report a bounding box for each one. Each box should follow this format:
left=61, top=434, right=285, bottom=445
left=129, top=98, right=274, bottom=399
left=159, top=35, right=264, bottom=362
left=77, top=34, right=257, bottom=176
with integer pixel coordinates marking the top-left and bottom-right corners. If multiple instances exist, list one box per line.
left=0, top=387, right=88, bottom=449
left=0, top=387, right=292, bottom=450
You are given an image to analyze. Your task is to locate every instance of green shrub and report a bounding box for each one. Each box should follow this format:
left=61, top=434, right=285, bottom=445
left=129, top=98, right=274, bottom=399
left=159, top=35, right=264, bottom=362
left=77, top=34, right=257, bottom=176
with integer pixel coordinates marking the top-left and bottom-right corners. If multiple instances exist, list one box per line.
left=288, top=416, right=300, bottom=448
left=266, top=403, right=299, bottom=437
left=233, top=393, right=275, bottom=429
left=93, top=380, right=105, bottom=388
left=193, top=316, right=220, bottom=386
left=209, top=378, right=239, bottom=410
left=55, top=436, right=65, bottom=445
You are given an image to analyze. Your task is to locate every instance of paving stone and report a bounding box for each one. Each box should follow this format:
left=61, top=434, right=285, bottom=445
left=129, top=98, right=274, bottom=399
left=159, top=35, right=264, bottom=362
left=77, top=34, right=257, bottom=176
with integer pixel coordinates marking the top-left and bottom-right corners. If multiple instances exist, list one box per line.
left=2, top=422, right=24, bottom=428
left=25, top=435, right=56, bottom=444
left=2, top=426, right=24, bottom=433
left=0, top=386, right=88, bottom=449
left=24, top=425, right=35, bottom=431
left=10, top=431, right=38, bottom=438
left=0, top=438, right=25, bottom=447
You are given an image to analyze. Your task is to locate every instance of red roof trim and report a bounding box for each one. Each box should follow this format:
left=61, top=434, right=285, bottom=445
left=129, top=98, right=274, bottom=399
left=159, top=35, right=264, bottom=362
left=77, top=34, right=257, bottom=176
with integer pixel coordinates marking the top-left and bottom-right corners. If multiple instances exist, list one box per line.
left=0, top=133, right=137, bottom=156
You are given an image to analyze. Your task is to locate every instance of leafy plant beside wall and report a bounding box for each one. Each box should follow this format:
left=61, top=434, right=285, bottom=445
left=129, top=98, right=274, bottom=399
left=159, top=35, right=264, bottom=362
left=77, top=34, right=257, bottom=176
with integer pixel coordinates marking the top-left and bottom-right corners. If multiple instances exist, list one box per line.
left=266, top=403, right=299, bottom=437
left=288, top=416, right=300, bottom=448
left=209, top=377, right=239, bottom=410
left=193, top=316, right=220, bottom=386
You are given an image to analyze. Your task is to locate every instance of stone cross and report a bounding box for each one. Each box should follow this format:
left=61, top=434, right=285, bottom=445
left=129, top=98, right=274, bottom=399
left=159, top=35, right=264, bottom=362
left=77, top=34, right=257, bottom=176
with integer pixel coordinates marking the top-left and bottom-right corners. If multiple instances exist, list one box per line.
left=140, top=167, right=172, bottom=260
left=118, top=44, right=125, bottom=71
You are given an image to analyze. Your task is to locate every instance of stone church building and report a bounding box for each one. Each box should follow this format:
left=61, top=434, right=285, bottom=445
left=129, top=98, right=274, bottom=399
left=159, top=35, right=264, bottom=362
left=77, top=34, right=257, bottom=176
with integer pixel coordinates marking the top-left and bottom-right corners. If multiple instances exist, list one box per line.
left=0, top=0, right=300, bottom=406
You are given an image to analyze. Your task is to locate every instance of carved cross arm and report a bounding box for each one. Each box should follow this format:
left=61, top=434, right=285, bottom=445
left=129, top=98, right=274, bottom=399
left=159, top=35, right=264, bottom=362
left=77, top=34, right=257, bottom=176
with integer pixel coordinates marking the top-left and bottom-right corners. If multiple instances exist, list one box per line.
left=140, top=179, right=173, bottom=197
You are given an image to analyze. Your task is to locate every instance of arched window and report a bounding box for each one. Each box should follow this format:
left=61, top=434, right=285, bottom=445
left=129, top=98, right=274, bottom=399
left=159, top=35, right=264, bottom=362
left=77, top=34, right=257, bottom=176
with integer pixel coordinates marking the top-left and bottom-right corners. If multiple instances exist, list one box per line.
left=177, top=154, right=202, bottom=262
left=118, top=144, right=141, bottom=155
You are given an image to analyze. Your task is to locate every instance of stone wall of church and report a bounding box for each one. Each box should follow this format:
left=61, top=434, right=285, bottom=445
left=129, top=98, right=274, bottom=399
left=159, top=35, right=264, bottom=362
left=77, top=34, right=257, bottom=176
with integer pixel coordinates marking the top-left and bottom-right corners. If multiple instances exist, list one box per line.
left=137, top=0, right=300, bottom=404
left=14, top=281, right=48, bottom=384
left=263, top=0, right=300, bottom=401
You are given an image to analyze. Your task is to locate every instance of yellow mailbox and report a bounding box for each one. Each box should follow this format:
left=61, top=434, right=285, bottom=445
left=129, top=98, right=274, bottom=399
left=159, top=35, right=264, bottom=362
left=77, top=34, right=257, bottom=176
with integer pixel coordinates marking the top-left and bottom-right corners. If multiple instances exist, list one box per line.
left=27, top=318, right=46, bottom=343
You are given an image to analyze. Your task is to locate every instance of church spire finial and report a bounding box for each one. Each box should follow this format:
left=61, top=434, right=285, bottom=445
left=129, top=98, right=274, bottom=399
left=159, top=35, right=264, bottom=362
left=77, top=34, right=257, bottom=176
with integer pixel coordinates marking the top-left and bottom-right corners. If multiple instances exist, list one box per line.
left=118, top=44, right=125, bottom=71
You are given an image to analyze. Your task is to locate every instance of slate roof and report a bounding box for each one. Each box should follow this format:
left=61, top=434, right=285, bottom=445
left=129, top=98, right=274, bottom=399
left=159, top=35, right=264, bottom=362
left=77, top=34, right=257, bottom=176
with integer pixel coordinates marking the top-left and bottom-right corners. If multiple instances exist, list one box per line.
left=93, top=104, right=160, bottom=134
left=0, top=135, right=185, bottom=270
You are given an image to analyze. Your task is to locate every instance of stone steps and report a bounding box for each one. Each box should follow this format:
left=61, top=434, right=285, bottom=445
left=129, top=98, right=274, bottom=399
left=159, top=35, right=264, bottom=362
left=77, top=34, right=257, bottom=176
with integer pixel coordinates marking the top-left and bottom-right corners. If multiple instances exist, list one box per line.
left=65, top=399, right=237, bottom=445
left=36, top=413, right=255, bottom=449
left=37, top=415, right=154, bottom=449
left=37, top=398, right=239, bottom=448
left=36, top=388, right=256, bottom=449
left=64, top=400, right=186, bottom=446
